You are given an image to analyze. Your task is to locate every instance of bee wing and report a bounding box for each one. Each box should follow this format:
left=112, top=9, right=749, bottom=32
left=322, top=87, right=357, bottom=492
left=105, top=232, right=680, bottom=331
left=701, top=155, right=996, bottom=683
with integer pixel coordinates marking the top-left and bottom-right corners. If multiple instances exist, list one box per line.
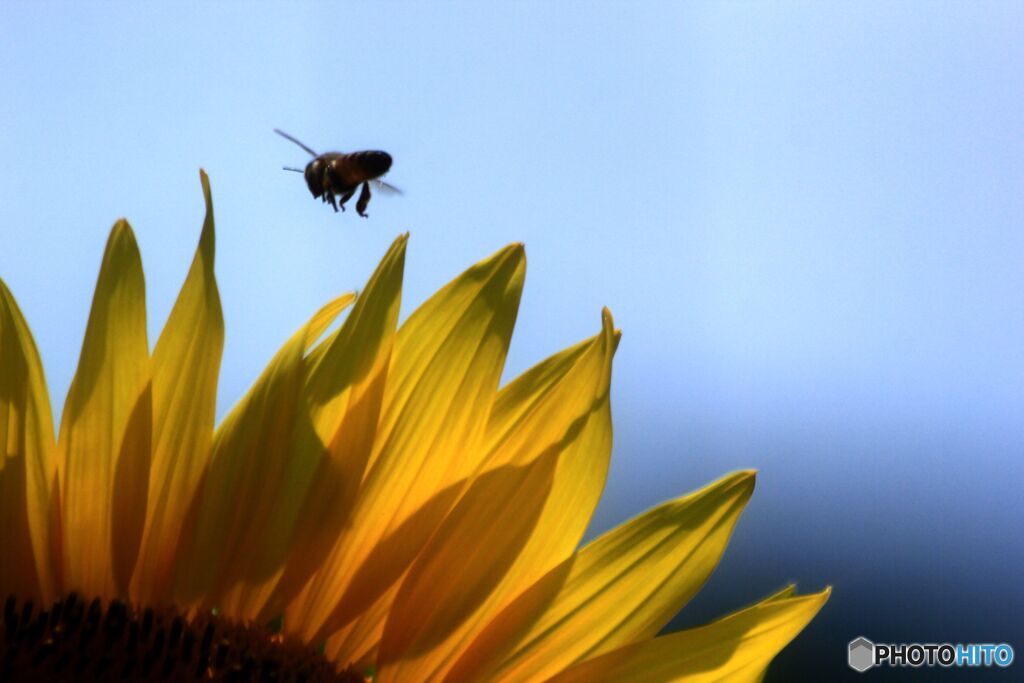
left=371, top=179, right=403, bottom=195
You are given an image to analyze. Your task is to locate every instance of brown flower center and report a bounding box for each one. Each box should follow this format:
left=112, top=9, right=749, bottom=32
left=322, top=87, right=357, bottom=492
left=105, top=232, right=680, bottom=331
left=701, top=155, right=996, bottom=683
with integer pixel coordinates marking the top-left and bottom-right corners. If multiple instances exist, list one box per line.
left=1, top=593, right=363, bottom=682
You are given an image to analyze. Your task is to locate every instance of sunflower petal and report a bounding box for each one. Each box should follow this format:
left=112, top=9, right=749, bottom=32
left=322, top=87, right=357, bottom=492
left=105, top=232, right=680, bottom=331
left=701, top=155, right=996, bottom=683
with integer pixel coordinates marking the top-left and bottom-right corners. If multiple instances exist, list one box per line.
left=58, top=221, right=151, bottom=600
left=377, top=451, right=561, bottom=682
left=131, top=170, right=224, bottom=605
left=221, top=235, right=407, bottom=620
left=483, top=308, right=617, bottom=471
left=469, top=471, right=756, bottom=681
left=377, top=309, right=619, bottom=680
left=287, top=244, right=525, bottom=649
left=0, top=279, right=59, bottom=602
left=172, top=292, right=353, bottom=606
left=545, top=587, right=831, bottom=683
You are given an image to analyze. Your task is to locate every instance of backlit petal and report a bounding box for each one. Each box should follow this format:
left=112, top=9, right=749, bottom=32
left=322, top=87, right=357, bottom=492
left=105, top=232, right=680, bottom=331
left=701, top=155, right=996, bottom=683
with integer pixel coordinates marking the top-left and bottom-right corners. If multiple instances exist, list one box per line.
left=58, top=221, right=151, bottom=600
left=131, top=170, right=224, bottom=605
left=377, top=453, right=559, bottom=682
left=223, top=235, right=407, bottom=620
left=287, top=244, right=525, bottom=653
left=0, top=279, right=59, bottom=602
left=172, top=292, right=353, bottom=607
left=378, top=309, right=618, bottom=680
left=545, top=587, right=830, bottom=683
left=473, top=471, right=756, bottom=681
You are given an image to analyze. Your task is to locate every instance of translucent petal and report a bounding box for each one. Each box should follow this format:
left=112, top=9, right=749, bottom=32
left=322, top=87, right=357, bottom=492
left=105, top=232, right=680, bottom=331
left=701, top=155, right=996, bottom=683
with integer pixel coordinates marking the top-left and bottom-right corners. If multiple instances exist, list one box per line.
left=287, top=244, right=525, bottom=652
left=468, top=471, right=756, bottom=681
left=378, top=310, right=618, bottom=681
left=223, top=235, right=407, bottom=620
left=58, top=221, right=151, bottom=600
left=172, top=292, right=353, bottom=607
left=545, top=587, right=831, bottom=683
left=0, top=279, right=59, bottom=602
left=378, top=452, right=560, bottom=682
left=131, top=170, right=224, bottom=605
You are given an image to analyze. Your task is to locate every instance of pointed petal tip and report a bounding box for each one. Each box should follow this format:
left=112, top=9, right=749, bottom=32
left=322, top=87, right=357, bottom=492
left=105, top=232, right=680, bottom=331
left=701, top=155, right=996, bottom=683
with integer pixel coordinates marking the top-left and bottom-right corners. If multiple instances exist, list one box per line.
left=797, top=585, right=832, bottom=613
left=373, top=235, right=409, bottom=282
left=599, top=308, right=622, bottom=354
left=389, top=232, right=410, bottom=254
left=189, top=173, right=216, bottom=270
left=767, top=584, right=798, bottom=601
left=480, top=242, right=526, bottom=285
left=200, top=170, right=213, bottom=203
left=0, top=277, right=18, bottom=318
left=333, top=291, right=358, bottom=309
left=109, top=219, right=139, bottom=248
left=497, top=242, right=526, bottom=266
left=771, top=583, right=830, bottom=603
left=721, top=468, right=757, bottom=487
left=700, top=469, right=756, bottom=506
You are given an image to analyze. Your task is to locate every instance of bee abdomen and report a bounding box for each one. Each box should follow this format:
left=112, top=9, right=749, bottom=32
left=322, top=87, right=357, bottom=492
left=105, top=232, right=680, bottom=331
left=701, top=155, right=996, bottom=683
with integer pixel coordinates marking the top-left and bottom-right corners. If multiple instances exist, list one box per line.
left=351, top=151, right=393, bottom=179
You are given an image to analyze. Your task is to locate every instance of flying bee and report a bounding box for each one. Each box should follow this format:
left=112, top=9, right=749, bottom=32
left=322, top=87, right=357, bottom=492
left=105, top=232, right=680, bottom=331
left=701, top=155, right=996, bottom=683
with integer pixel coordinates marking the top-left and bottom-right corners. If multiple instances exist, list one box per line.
left=275, top=129, right=401, bottom=217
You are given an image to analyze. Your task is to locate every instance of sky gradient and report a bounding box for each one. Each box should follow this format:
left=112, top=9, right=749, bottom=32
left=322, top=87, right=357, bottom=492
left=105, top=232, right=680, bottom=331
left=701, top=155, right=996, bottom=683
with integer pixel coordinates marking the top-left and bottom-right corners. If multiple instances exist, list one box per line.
left=2, top=2, right=1021, bottom=679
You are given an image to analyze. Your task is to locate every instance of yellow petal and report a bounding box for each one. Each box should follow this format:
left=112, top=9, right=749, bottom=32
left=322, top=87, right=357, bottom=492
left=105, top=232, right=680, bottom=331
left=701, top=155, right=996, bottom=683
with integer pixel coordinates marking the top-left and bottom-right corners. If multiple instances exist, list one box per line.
left=467, top=471, right=757, bottom=681
left=735, top=586, right=801, bottom=683
left=0, top=279, right=59, bottom=602
left=131, top=170, right=224, bottom=605
left=221, top=235, right=407, bottom=620
left=482, top=308, right=618, bottom=471
left=172, top=292, right=353, bottom=607
left=377, top=452, right=561, bottom=682
left=545, top=587, right=831, bottom=683
left=58, top=221, right=151, bottom=600
left=377, top=309, right=618, bottom=681
left=287, top=244, right=525, bottom=651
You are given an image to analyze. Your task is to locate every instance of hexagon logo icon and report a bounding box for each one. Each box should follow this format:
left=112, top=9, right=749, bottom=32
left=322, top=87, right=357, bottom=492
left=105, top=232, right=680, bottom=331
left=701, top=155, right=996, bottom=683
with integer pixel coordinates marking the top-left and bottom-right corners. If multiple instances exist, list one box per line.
left=848, top=636, right=875, bottom=673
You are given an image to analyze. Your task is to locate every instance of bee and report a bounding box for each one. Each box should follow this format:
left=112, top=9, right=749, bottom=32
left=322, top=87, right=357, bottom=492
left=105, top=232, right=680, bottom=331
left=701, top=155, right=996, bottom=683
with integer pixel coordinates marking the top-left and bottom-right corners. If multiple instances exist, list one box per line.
left=275, top=129, right=401, bottom=217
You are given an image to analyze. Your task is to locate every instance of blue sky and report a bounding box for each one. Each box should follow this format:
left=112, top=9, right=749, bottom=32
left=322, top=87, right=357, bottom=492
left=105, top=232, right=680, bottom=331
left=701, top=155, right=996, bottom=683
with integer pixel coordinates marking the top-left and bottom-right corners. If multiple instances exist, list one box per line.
left=2, top=2, right=1021, bottom=678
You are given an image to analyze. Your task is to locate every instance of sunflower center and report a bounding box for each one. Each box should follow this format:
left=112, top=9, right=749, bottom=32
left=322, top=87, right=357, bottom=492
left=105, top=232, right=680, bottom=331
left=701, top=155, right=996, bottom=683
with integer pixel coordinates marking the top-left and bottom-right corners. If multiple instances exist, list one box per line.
left=0, top=593, right=363, bottom=682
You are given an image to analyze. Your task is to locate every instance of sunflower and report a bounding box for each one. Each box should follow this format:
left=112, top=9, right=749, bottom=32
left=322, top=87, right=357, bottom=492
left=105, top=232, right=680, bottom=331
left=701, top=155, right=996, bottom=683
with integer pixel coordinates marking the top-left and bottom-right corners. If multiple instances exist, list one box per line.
left=0, top=171, right=828, bottom=682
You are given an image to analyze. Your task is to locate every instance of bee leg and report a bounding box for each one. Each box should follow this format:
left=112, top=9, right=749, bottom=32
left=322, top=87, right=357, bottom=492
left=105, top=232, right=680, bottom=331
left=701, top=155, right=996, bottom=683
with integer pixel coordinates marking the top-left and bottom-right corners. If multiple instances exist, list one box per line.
left=337, top=187, right=357, bottom=212
left=321, top=167, right=338, bottom=211
left=356, top=182, right=372, bottom=218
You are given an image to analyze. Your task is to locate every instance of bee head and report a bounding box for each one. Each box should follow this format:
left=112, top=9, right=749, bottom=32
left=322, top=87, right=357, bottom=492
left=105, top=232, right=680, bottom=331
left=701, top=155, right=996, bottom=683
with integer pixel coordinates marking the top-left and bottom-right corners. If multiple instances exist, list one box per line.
left=304, top=159, right=325, bottom=198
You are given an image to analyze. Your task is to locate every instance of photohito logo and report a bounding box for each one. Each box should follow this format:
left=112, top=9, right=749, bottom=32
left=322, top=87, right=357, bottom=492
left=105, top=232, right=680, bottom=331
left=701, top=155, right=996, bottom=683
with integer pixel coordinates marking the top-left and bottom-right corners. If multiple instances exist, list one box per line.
left=848, top=636, right=1014, bottom=672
